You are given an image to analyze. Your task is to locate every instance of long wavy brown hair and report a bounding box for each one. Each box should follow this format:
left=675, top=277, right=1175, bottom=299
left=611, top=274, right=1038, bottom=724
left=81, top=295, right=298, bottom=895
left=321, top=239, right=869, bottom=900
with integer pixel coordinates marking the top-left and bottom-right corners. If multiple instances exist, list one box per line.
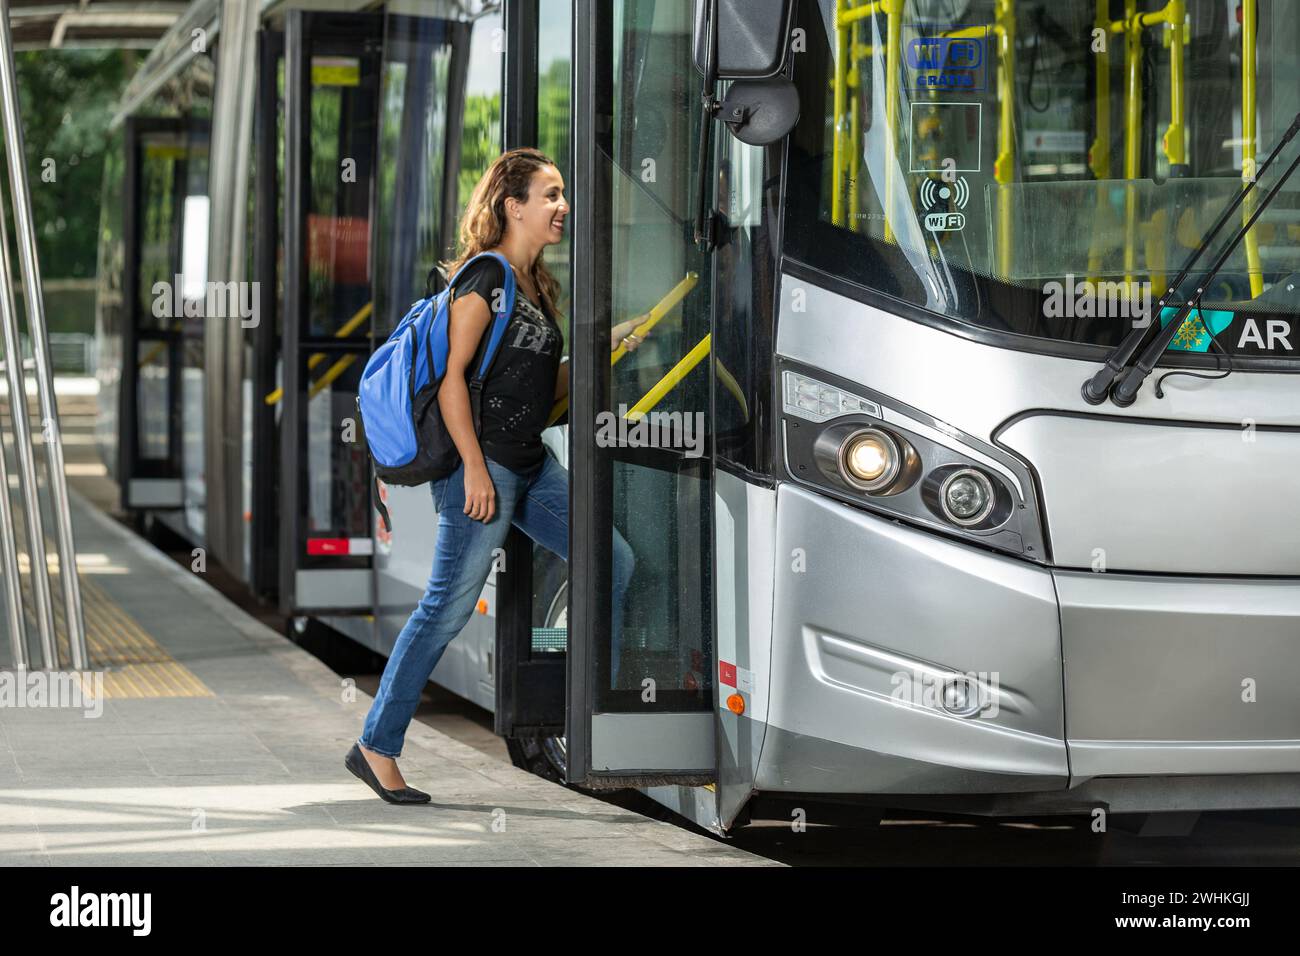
left=441, top=147, right=564, bottom=318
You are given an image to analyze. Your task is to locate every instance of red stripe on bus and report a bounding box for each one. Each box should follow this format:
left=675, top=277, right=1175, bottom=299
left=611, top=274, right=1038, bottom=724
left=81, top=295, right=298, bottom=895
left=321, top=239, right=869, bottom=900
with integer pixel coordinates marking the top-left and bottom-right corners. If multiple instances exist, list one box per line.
left=307, top=538, right=349, bottom=555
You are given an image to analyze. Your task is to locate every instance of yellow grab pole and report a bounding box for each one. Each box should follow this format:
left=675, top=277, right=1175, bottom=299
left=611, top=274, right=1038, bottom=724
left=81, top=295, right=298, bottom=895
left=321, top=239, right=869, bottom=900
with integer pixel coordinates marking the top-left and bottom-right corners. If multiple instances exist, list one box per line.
left=1143, top=0, right=1186, bottom=294
left=265, top=300, right=373, bottom=405
left=1242, top=0, right=1263, bottom=297
left=624, top=334, right=712, bottom=421
left=883, top=0, right=902, bottom=244
left=1122, top=0, right=1141, bottom=289
left=547, top=272, right=699, bottom=425
left=994, top=1, right=1016, bottom=278
left=715, top=357, right=748, bottom=421
left=622, top=341, right=747, bottom=421
left=838, top=0, right=883, bottom=25
left=849, top=14, right=861, bottom=232
left=1088, top=1, right=1112, bottom=182
left=1149, top=0, right=1187, bottom=169
left=308, top=354, right=357, bottom=400
left=832, top=0, right=850, bottom=226
left=1087, top=0, right=1112, bottom=284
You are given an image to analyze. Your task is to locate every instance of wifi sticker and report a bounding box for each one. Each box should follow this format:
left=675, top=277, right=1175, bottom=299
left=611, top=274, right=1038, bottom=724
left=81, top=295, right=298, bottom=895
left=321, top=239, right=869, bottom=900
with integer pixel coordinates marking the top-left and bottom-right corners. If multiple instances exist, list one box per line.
left=919, top=175, right=970, bottom=209
left=920, top=176, right=969, bottom=232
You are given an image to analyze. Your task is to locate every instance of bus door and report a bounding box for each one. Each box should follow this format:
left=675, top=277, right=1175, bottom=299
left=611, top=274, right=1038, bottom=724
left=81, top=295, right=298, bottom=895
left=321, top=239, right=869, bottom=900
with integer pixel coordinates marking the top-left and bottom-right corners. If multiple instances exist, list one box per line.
left=248, top=28, right=283, bottom=599
left=119, top=117, right=208, bottom=513
left=563, top=0, right=718, bottom=794
left=279, top=10, right=384, bottom=614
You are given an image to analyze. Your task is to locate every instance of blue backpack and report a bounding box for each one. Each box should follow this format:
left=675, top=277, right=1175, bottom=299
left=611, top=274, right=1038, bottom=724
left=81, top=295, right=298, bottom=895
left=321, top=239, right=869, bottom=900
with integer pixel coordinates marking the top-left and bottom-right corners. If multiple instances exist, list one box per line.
left=357, top=252, right=516, bottom=529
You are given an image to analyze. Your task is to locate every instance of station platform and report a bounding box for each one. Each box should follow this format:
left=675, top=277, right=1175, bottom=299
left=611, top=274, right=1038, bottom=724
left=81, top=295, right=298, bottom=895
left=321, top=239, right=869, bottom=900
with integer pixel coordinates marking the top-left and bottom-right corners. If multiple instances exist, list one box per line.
left=0, top=403, right=773, bottom=866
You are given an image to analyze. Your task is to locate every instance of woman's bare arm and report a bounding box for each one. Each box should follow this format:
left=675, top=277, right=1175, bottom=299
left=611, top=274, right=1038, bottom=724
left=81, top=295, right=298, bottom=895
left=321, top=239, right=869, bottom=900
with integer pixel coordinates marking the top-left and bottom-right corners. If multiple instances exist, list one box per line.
left=552, top=319, right=647, bottom=401
left=440, top=289, right=496, bottom=521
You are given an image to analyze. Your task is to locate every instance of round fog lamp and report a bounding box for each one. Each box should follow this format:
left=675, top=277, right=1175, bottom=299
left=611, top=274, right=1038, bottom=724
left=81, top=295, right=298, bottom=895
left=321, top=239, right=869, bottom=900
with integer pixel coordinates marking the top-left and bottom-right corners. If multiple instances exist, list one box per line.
left=838, top=428, right=900, bottom=492
left=940, top=468, right=995, bottom=527
left=941, top=678, right=983, bottom=718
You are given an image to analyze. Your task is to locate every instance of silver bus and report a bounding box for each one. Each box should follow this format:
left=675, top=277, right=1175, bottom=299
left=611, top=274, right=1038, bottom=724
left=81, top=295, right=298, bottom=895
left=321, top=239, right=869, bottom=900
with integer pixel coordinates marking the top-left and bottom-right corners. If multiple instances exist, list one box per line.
left=97, top=0, right=1300, bottom=834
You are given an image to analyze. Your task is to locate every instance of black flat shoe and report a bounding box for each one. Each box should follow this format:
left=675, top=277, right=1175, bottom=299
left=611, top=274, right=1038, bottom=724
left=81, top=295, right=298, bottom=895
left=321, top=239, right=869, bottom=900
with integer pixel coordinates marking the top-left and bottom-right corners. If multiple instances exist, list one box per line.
left=345, top=742, right=432, bottom=804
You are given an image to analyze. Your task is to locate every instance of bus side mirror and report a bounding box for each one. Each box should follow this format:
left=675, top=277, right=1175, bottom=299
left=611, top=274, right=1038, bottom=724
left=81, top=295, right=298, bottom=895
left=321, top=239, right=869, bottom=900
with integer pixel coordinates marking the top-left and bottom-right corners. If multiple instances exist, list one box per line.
left=692, top=0, right=799, bottom=147
left=692, top=0, right=795, bottom=80
left=718, top=78, right=800, bottom=146
left=691, top=0, right=799, bottom=248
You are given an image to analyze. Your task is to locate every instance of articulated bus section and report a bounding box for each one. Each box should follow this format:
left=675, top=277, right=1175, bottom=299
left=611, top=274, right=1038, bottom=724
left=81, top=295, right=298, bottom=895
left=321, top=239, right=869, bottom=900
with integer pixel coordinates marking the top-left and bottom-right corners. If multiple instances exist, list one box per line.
left=96, top=0, right=1300, bottom=833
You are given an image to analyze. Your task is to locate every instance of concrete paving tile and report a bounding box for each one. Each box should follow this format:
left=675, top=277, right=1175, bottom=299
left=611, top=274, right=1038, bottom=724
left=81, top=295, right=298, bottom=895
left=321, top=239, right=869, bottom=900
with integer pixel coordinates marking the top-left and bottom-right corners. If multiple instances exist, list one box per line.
left=14, top=752, right=154, bottom=778
left=44, top=851, right=215, bottom=866
left=418, top=858, right=538, bottom=867
left=21, top=493, right=772, bottom=869
left=0, top=852, right=50, bottom=866
left=1, top=729, right=126, bottom=756
left=0, top=829, right=45, bottom=854
left=345, top=831, right=538, bottom=862
left=135, top=732, right=274, bottom=758
left=0, top=711, right=119, bottom=735
left=105, top=699, right=235, bottom=723
left=184, top=830, right=377, bottom=861
left=144, top=757, right=291, bottom=777
left=207, top=852, right=376, bottom=866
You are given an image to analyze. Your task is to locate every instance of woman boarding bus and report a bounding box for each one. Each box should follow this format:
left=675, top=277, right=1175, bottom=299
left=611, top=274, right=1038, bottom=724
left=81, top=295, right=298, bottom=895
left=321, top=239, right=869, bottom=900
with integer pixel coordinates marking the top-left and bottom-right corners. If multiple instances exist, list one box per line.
left=346, top=148, right=642, bottom=804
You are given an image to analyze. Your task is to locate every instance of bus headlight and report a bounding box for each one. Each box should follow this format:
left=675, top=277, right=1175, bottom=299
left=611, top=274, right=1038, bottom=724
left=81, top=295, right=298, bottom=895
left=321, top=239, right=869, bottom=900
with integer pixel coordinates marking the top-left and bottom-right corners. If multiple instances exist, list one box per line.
left=813, top=424, right=919, bottom=496
left=939, top=468, right=996, bottom=527
left=780, top=363, right=1046, bottom=562
left=921, top=464, right=1012, bottom=531
left=840, top=428, right=898, bottom=490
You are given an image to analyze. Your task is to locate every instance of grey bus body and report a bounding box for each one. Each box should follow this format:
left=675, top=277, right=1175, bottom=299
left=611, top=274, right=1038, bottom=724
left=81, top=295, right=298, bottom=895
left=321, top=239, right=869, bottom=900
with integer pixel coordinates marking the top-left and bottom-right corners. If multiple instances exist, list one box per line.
left=95, top=0, right=1300, bottom=835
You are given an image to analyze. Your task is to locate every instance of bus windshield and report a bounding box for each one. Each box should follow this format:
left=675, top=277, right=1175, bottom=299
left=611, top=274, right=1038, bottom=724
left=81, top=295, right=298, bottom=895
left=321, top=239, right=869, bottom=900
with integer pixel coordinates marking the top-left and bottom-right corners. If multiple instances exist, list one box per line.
left=784, top=0, right=1300, bottom=361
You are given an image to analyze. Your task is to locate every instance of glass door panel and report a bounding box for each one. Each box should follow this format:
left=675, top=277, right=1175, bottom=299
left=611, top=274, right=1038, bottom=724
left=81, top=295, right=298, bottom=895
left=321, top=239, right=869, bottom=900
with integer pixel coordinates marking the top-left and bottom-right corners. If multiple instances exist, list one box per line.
left=567, top=0, right=715, bottom=785
left=600, top=0, right=713, bottom=710
left=280, top=10, right=384, bottom=612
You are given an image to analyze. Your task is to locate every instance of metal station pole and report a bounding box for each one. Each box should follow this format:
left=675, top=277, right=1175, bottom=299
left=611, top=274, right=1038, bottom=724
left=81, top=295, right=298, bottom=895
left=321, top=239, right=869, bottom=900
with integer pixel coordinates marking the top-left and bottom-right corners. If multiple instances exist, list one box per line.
left=0, top=0, right=86, bottom=669
left=0, top=186, right=55, bottom=667
left=0, top=369, right=27, bottom=668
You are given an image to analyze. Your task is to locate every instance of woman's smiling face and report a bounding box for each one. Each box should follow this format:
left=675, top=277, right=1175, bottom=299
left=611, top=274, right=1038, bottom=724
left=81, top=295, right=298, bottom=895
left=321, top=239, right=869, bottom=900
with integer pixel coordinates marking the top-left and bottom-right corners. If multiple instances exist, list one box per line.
left=508, top=164, right=568, bottom=246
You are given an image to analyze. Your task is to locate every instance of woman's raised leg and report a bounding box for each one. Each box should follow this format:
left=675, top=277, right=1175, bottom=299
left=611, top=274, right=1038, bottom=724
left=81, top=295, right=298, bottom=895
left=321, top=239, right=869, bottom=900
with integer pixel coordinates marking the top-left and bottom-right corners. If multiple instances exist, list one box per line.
left=512, top=452, right=635, bottom=687
left=358, top=460, right=525, bottom=779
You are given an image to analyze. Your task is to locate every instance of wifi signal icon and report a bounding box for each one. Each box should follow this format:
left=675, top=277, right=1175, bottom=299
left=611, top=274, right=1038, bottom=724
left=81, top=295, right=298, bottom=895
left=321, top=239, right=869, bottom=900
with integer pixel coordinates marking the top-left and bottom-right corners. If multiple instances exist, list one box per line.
left=919, top=176, right=970, bottom=210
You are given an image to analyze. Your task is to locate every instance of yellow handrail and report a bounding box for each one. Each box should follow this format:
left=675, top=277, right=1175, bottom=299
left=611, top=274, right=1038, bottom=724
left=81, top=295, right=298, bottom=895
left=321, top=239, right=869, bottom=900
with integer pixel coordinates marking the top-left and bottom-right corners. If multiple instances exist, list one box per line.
left=546, top=272, right=699, bottom=426
left=1142, top=0, right=1187, bottom=170
left=622, top=338, right=748, bottom=423
left=265, top=300, right=373, bottom=405
left=715, top=355, right=748, bottom=421
left=1242, top=0, right=1263, bottom=297
left=1122, top=0, right=1141, bottom=289
left=840, top=4, right=1010, bottom=255
left=308, top=354, right=357, bottom=399
left=883, top=0, right=902, bottom=244
left=1102, top=0, right=1190, bottom=292
left=832, top=0, right=851, bottom=226
left=994, top=0, right=1016, bottom=278
left=624, top=334, right=712, bottom=421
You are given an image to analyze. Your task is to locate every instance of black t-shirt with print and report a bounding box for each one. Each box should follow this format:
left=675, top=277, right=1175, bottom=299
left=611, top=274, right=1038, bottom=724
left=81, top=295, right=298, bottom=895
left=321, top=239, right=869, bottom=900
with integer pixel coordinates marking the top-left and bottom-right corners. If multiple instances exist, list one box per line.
left=450, top=257, right=562, bottom=472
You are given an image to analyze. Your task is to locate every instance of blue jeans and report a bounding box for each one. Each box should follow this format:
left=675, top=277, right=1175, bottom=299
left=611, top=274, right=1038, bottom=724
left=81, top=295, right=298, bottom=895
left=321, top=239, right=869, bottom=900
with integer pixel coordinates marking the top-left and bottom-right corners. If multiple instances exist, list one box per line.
left=359, top=451, right=635, bottom=758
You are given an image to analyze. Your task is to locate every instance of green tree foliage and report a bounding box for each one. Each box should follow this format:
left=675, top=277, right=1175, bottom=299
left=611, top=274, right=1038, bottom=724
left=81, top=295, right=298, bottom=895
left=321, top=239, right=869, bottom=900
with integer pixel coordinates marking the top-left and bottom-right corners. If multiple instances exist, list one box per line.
left=537, top=56, right=570, bottom=177
left=457, top=92, right=502, bottom=212
left=8, top=49, right=138, bottom=280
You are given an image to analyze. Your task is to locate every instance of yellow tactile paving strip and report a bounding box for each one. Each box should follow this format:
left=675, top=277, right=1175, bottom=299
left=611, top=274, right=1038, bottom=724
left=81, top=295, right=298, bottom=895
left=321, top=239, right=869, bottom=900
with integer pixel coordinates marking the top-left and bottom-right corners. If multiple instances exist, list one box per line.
left=47, top=576, right=214, bottom=699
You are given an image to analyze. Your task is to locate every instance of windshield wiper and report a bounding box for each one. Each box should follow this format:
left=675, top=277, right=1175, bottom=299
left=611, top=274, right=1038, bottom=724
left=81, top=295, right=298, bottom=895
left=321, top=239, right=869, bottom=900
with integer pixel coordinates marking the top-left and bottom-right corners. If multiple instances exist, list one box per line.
left=1081, top=110, right=1300, bottom=406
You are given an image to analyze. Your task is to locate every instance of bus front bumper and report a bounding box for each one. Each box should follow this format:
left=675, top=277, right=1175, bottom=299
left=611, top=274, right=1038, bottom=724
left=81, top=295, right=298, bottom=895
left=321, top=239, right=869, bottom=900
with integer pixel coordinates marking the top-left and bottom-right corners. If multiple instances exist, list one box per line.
left=757, top=484, right=1300, bottom=804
